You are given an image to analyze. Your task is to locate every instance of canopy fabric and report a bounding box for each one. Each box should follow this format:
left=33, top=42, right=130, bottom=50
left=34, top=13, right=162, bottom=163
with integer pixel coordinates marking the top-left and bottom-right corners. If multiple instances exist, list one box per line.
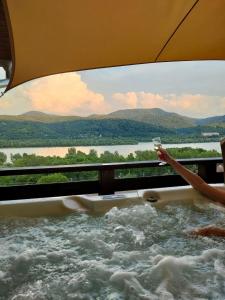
left=2, top=0, right=225, bottom=91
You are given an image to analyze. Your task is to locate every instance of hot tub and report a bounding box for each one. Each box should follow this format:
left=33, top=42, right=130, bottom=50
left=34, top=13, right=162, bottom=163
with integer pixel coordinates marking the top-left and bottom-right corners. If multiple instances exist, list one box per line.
left=0, top=185, right=225, bottom=299
left=0, top=184, right=224, bottom=217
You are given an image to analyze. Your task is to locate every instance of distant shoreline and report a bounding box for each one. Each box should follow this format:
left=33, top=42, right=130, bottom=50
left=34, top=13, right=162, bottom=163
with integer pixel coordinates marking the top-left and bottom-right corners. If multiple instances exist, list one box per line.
left=1, top=141, right=222, bottom=164
left=0, top=138, right=222, bottom=150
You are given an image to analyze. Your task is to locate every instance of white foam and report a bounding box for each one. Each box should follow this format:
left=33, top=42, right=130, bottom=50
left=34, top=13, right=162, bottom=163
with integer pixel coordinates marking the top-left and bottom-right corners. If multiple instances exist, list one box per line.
left=0, top=203, right=225, bottom=299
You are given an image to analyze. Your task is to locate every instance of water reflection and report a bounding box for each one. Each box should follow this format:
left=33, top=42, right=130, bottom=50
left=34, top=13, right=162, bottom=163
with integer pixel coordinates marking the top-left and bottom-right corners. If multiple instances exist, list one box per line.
left=0, top=141, right=221, bottom=162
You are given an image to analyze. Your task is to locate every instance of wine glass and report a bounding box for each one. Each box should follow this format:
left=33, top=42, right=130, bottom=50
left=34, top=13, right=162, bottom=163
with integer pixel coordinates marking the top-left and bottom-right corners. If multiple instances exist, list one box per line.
left=152, top=137, right=167, bottom=165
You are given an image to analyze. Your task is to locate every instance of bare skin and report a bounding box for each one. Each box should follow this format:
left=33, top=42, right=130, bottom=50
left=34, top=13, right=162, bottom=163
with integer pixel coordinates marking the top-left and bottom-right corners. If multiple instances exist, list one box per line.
left=157, top=148, right=225, bottom=237
left=190, top=226, right=225, bottom=237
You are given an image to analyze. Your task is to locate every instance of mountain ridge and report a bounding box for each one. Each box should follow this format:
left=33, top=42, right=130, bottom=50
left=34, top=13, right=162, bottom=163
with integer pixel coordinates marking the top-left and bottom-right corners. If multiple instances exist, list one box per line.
left=0, top=108, right=225, bottom=128
left=106, top=108, right=196, bottom=128
left=0, top=108, right=224, bottom=129
left=0, top=109, right=224, bottom=147
left=0, top=118, right=174, bottom=140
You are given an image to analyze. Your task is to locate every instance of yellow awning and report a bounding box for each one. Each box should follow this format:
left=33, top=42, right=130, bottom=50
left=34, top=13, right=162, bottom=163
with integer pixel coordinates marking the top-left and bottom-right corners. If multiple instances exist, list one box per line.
left=2, top=0, right=225, bottom=91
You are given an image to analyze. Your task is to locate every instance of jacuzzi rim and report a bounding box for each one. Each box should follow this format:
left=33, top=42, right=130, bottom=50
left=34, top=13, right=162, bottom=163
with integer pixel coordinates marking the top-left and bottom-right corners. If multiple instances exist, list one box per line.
left=0, top=184, right=224, bottom=217
left=0, top=183, right=224, bottom=205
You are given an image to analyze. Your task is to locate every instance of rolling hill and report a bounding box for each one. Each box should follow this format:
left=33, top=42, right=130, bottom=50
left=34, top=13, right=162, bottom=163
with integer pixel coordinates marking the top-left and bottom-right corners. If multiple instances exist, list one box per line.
left=0, top=111, right=82, bottom=123
left=196, top=114, right=225, bottom=128
left=0, top=109, right=224, bottom=146
left=106, top=108, right=196, bottom=128
left=0, top=119, right=174, bottom=140
left=0, top=108, right=224, bottom=129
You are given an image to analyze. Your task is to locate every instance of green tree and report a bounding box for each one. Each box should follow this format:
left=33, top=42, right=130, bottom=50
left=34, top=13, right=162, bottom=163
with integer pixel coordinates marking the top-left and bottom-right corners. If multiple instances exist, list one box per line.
left=37, top=173, right=69, bottom=184
left=0, top=152, right=7, bottom=166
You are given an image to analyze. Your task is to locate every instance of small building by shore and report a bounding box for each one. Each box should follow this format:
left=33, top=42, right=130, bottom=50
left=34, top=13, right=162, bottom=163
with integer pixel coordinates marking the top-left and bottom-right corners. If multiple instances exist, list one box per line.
left=202, top=132, right=220, bottom=137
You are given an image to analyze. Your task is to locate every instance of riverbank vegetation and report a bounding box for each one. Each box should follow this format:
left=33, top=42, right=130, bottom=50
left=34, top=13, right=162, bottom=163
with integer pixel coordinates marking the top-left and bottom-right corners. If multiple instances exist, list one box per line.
left=0, top=147, right=221, bottom=186
left=0, top=136, right=222, bottom=148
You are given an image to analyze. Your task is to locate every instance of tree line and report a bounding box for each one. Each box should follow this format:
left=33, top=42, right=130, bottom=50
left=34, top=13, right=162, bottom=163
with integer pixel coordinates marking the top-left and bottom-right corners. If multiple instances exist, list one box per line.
left=0, top=118, right=224, bottom=148
left=0, top=147, right=221, bottom=186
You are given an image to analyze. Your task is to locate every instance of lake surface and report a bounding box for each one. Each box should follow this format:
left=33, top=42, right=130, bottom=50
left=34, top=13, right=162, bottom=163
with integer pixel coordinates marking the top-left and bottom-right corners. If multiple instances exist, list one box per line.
left=0, top=142, right=221, bottom=162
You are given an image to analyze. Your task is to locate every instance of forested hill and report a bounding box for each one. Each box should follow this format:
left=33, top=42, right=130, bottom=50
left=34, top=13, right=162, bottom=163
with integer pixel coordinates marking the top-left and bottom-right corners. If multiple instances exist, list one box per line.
left=0, top=108, right=224, bottom=129
left=0, top=111, right=83, bottom=123
left=0, top=119, right=174, bottom=140
left=196, top=114, right=225, bottom=127
left=0, top=109, right=224, bottom=146
left=106, top=108, right=196, bottom=128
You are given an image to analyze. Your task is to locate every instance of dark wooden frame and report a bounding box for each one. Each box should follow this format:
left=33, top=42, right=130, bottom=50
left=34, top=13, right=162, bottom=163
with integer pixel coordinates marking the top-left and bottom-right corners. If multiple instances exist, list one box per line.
left=0, top=157, right=223, bottom=201
left=0, top=0, right=11, bottom=60
left=221, top=138, right=225, bottom=182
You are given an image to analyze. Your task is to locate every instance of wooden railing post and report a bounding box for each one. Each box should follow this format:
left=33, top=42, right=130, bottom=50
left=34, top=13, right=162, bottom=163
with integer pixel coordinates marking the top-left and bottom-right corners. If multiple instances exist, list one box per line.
left=198, top=162, right=218, bottom=183
left=99, top=168, right=115, bottom=195
left=221, top=138, right=225, bottom=183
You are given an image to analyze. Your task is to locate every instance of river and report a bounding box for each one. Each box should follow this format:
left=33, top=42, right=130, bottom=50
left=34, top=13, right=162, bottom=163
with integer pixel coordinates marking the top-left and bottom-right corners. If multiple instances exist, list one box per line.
left=0, top=142, right=221, bottom=162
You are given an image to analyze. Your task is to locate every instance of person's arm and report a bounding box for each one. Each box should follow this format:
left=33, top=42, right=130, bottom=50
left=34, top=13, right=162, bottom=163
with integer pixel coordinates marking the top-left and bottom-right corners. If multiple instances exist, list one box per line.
left=157, top=148, right=225, bottom=205
left=190, top=226, right=225, bottom=237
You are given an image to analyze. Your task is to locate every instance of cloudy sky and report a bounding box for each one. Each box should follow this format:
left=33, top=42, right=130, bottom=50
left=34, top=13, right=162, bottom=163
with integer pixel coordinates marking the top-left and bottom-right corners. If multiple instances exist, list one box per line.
left=0, top=60, right=225, bottom=118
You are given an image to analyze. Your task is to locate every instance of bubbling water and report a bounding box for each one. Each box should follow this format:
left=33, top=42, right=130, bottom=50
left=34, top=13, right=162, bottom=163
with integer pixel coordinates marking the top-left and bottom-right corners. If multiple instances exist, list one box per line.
left=0, top=203, right=225, bottom=300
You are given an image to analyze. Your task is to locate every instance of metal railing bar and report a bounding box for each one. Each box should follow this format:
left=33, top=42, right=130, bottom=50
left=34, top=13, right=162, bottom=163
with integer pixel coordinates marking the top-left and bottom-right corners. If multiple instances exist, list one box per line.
left=0, top=157, right=222, bottom=176
left=0, top=180, right=99, bottom=201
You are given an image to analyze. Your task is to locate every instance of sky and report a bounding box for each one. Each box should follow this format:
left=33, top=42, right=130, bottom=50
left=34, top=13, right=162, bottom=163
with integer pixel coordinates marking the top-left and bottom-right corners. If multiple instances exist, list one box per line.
left=0, top=60, right=225, bottom=118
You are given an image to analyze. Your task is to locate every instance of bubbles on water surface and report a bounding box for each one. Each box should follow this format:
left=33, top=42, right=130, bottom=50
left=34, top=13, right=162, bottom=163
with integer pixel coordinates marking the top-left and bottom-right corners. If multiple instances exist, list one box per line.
left=0, top=203, right=225, bottom=299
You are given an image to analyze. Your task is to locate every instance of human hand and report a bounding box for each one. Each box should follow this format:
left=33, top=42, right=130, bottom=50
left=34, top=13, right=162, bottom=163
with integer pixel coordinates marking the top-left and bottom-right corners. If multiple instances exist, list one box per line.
left=156, top=148, right=173, bottom=164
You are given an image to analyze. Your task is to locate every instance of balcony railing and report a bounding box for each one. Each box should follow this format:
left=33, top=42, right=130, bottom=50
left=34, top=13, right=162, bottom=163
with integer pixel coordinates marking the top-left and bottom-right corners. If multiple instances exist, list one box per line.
left=0, top=157, right=223, bottom=201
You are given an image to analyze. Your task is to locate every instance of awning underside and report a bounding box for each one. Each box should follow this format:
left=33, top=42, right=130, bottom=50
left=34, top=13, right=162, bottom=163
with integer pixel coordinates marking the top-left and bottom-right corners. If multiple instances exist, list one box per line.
left=2, top=0, right=225, bottom=90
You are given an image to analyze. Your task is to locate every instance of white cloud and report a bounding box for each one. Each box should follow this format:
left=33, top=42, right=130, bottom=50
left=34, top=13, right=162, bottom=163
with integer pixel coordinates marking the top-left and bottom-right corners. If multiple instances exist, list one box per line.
left=0, top=85, right=32, bottom=115
left=112, top=92, right=225, bottom=117
left=113, top=92, right=138, bottom=108
left=0, top=73, right=111, bottom=116
left=0, top=97, right=10, bottom=109
left=0, top=70, right=224, bottom=118
left=25, top=73, right=110, bottom=115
